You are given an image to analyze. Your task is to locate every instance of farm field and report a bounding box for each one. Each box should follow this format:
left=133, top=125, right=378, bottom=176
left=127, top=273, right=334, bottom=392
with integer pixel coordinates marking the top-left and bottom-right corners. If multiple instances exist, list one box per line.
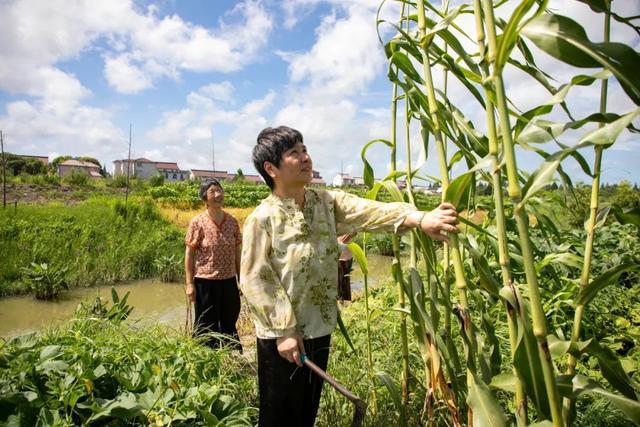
left=2, top=0, right=640, bottom=425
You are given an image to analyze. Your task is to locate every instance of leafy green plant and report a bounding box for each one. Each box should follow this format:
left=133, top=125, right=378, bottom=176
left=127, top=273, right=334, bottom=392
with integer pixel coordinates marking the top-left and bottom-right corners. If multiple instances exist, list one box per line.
left=21, top=262, right=68, bottom=300
left=153, top=254, right=182, bottom=283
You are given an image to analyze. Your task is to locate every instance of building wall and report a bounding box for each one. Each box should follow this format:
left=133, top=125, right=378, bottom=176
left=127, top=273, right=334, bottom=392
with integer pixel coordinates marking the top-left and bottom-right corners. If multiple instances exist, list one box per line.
left=160, top=169, right=188, bottom=182
left=58, top=165, right=100, bottom=178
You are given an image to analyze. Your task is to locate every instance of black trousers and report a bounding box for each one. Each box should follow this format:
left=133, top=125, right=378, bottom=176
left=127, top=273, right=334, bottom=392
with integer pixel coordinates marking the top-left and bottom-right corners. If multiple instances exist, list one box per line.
left=257, top=335, right=331, bottom=427
left=193, top=276, right=241, bottom=351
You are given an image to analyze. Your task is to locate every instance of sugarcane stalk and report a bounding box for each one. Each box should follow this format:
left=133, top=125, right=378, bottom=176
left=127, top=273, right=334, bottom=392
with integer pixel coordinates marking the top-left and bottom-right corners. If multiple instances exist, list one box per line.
left=391, top=48, right=411, bottom=405
left=481, top=0, right=563, bottom=425
left=416, top=0, right=476, bottom=389
left=361, top=233, right=378, bottom=414
left=472, top=1, right=527, bottom=424
left=563, top=2, right=611, bottom=423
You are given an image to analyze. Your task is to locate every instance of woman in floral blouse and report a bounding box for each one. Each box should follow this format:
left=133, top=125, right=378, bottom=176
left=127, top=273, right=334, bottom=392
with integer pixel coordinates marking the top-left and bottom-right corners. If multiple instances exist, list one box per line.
left=185, top=178, right=242, bottom=350
left=241, top=126, right=459, bottom=427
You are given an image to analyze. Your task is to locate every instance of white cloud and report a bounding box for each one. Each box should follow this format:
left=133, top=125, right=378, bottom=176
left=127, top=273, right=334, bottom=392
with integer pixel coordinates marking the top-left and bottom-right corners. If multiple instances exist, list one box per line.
left=104, top=54, right=154, bottom=94
left=199, top=82, right=235, bottom=103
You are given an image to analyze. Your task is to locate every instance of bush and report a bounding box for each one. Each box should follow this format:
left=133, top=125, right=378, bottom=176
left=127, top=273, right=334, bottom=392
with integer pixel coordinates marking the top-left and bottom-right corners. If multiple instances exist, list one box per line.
left=149, top=173, right=165, bottom=187
left=64, top=169, right=90, bottom=186
left=107, top=174, right=129, bottom=188
left=21, top=262, right=69, bottom=299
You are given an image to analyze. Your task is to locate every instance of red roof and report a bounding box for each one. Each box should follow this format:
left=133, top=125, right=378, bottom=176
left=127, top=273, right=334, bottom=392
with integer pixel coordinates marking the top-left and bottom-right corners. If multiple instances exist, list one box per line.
left=191, top=169, right=230, bottom=179
left=60, top=159, right=100, bottom=169
left=155, top=162, right=180, bottom=170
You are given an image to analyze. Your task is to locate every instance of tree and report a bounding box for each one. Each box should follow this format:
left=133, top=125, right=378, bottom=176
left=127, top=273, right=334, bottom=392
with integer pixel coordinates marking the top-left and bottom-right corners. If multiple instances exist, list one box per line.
left=233, top=168, right=246, bottom=183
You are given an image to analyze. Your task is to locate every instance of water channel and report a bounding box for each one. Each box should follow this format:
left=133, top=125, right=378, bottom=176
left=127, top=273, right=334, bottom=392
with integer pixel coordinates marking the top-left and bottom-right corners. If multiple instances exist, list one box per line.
left=0, top=255, right=396, bottom=340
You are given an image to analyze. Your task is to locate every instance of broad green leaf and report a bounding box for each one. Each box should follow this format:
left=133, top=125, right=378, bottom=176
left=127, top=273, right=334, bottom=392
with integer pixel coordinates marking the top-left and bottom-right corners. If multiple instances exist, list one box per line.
left=467, top=373, right=507, bottom=427
left=376, top=371, right=408, bottom=427
left=522, top=13, right=640, bottom=104
left=379, top=180, right=405, bottom=203
left=490, top=372, right=516, bottom=393
left=460, top=236, right=501, bottom=297
left=444, top=172, right=473, bottom=211
left=547, top=335, right=571, bottom=359
left=536, top=252, right=583, bottom=273
left=347, top=242, right=368, bottom=276
left=39, top=345, right=62, bottom=361
left=575, top=262, right=640, bottom=306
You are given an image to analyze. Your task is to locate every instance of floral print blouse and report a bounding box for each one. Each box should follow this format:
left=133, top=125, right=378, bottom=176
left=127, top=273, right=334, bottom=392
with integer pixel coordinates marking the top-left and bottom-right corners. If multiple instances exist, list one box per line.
left=185, top=211, right=242, bottom=280
left=240, top=188, right=416, bottom=339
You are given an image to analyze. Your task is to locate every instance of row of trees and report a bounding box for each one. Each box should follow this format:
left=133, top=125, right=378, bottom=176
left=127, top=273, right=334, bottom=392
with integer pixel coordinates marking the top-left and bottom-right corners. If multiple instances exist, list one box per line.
left=0, top=153, right=107, bottom=178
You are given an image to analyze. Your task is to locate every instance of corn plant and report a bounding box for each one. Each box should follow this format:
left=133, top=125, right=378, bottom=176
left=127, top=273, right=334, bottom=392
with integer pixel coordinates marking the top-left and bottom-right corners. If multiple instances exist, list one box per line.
left=362, top=0, right=640, bottom=425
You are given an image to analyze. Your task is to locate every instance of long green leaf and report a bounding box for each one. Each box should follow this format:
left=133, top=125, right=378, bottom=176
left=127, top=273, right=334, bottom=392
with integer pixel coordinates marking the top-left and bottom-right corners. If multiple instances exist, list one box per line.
left=575, top=262, right=640, bottom=306
left=376, top=371, right=408, bottom=427
left=336, top=309, right=356, bottom=354
left=467, top=373, right=507, bottom=427
left=557, top=374, right=640, bottom=424
left=361, top=139, right=392, bottom=189
left=444, top=172, right=473, bottom=211
left=522, top=13, right=640, bottom=104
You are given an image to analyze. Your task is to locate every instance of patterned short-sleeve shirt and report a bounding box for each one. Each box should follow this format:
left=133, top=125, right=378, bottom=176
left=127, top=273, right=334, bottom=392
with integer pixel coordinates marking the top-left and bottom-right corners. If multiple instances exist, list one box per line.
left=185, top=211, right=242, bottom=280
left=240, top=188, right=416, bottom=339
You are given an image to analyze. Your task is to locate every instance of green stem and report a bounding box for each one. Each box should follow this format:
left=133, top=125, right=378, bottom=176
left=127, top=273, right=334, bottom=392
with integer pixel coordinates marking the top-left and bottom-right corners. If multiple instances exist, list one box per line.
left=417, top=0, right=476, bottom=383
left=391, top=60, right=411, bottom=405
left=564, top=4, right=610, bottom=423
left=473, top=1, right=527, bottom=424
left=481, top=0, right=563, bottom=424
left=362, top=233, right=378, bottom=414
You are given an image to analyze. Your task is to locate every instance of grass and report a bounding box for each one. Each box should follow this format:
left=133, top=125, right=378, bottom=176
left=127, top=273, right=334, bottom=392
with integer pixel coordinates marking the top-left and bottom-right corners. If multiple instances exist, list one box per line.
left=0, top=196, right=184, bottom=297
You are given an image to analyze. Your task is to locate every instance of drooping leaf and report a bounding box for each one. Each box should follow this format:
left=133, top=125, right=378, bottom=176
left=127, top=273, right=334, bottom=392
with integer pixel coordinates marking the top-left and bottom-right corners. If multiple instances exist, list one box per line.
left=336, top=310, right=356, bottom=354
left=575, top=262, right=640, bottom=306
left=557, top=375, right=640, bottom=424
left=347, top=242, right=368, bottom=276
left=522, top=13, right=640, bottom=104
left=444, top=172, right=473, bottom=211
left=361, top=139, right=392, bottom=189
left=611, top=205, right=640, bottom=230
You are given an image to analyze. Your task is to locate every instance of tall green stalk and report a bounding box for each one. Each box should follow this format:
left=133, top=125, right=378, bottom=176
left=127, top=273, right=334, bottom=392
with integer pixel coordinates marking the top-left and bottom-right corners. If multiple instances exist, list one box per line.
left=481, top=1, right=563, bottom=425
left=391, top=76, right=411, bottom=404
left=361, top=234, right=378, bottom=414
left=416, top=0, right=476, bottom=389
left=563, top=1, right=611, bottom=423
left=472, top=1, right=527, bottom=424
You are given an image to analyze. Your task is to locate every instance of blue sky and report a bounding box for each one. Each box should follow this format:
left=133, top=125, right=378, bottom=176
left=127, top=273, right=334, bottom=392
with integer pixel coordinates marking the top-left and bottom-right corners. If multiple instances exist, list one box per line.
left=0, top=0, right=638, bottom=185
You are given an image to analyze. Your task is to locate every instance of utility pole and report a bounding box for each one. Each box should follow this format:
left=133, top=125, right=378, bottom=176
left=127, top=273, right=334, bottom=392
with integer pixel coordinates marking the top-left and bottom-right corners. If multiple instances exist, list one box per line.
left=1, top=130, right=6, bottom=208
left=124, top=124, right=132, bottom=212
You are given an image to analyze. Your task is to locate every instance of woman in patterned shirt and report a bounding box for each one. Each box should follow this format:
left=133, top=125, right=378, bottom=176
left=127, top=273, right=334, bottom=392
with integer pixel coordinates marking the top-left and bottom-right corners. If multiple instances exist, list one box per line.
left=185, top=178, right=242, bottom=350
left=241, top=126, right=459, bottom=426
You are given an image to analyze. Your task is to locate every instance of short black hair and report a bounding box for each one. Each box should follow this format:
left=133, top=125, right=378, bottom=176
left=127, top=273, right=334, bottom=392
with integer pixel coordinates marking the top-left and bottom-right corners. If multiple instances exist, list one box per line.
left=253, top=126, right=303, bottom=190
left=199, top=178, right=223, bottom=201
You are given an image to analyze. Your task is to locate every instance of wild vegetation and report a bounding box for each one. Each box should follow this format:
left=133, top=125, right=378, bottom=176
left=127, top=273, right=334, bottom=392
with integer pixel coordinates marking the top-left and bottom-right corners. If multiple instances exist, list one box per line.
left=1, top=0, right=640, bottom=425
left=0, top=290, right=256, bottom=425
left=346, top=0, right=640, bottom=425
left=0, top=197, right=183, bottom=297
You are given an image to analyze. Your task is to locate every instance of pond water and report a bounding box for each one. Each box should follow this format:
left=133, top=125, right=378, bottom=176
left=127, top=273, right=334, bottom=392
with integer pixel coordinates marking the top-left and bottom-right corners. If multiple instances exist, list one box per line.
left=0, top=255, right=396, bottom=340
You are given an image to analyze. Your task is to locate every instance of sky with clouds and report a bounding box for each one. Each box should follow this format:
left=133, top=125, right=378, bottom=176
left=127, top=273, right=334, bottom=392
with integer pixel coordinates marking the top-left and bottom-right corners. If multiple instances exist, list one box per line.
left=0, top=0, right=638, bottom=184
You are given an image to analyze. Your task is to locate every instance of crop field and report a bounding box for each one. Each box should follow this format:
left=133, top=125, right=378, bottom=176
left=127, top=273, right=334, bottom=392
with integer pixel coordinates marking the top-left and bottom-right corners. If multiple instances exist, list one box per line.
left=1, top=0, right=640, bottom=426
